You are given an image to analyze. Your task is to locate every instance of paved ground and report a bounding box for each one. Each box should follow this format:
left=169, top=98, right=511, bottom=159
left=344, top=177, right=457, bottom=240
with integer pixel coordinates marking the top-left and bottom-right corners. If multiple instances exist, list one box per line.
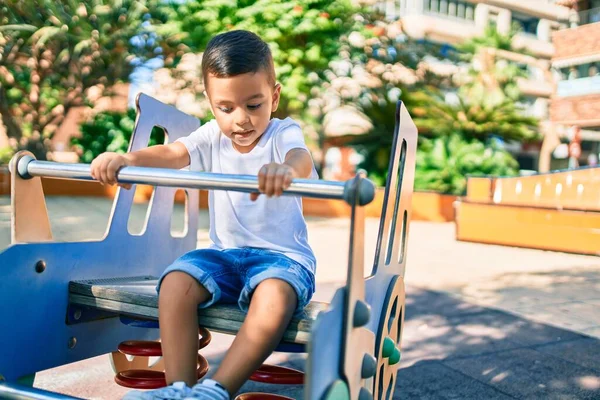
left=1, top=196, right=600, bottom=399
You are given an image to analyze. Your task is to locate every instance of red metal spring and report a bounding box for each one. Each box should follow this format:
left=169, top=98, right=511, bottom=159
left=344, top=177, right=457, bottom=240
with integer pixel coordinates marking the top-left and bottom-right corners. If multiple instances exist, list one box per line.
left=248, top=364, right=304, bottom=385
left=114, top=327, right=211, bottom=389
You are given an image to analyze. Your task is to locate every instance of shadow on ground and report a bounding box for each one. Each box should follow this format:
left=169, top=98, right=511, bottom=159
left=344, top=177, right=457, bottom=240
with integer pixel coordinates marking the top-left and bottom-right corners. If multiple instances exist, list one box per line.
left=213, top=285, right=600, bottom=399
left=449, top=266, right=600, bottom=337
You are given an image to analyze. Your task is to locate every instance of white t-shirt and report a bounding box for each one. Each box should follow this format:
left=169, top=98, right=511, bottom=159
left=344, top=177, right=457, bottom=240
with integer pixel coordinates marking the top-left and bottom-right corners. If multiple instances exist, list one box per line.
left=177, top=117, right=318, bottom=274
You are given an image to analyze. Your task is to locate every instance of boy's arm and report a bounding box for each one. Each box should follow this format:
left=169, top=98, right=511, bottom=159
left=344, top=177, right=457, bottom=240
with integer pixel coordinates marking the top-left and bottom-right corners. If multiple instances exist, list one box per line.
left=124, top=142, right=190, bottom=169
left=91, top=142, right=189, bottom=187
left=283, top=148, right=314, bottom=179
left=252, top=148, right=314, bottom=201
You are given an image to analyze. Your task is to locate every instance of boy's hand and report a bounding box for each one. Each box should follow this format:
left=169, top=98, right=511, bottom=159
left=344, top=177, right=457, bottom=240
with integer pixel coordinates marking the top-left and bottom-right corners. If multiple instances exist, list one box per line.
left=252, top=162, right=297, bottom=201
left=90, top=152, right=133, bottom=190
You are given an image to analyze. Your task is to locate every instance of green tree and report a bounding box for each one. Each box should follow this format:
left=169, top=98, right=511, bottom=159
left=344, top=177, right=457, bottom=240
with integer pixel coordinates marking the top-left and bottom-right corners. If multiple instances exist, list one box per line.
left=0, top=0, right=171, bottom=158
left=349, top=22, right=540, bottom=189
left=156, top=0, right=367, bottom=117
left=71, top=109, right=165, bottom=163
left=312, top=17, right=452, bottom=179
left=0, top=146, right=14, bottom=164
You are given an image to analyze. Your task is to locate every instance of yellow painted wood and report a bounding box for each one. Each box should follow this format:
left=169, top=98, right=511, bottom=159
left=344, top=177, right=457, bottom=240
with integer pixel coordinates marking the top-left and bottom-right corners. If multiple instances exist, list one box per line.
left=456, top=202, right=600, bottom=256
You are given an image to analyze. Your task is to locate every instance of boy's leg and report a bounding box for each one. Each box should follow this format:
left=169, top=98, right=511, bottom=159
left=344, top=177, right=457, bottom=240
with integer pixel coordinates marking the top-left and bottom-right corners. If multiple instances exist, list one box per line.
left=211, top=278, right=297, bottom=395
left=123, top=249, right=240, bottom=399
left=159, top=271, right=211, bottom=387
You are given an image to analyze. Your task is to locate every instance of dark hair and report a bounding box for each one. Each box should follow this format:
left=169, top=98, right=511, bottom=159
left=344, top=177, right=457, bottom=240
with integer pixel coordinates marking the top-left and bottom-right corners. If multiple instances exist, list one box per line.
left=202, top=30, right=276, bottom=87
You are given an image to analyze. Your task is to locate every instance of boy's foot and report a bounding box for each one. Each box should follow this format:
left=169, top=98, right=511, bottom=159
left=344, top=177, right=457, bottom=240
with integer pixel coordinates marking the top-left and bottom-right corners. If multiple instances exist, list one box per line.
left=122, top=381, right=192, bottom=400
left=185, top=379, right=230, bottom=400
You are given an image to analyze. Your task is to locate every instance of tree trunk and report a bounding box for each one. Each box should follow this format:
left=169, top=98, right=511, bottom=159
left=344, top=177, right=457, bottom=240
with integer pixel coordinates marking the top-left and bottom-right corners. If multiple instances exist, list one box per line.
left=0, top=86, right=23, bottom=142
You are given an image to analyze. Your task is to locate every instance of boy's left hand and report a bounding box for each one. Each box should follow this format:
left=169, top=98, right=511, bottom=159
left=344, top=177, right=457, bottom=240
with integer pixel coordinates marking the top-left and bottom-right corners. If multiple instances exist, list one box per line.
left=252, top=162, right=297, bottom=201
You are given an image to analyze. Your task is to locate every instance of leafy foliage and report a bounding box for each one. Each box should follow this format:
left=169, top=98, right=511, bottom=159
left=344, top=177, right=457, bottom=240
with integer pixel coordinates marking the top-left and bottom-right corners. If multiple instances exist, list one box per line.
left=355, top=90, right=537, bottom=190
left=0, top=0, right=171, bottom=158
left=156, top=0, right=366, bottom=117
left=71, top=109, right=164, bottom=163
left=309, top=18, right=452, bottom=173
left=417, top=93, right=539, bottom=142
left=414, top=134, right=519, bottom=195
left=456, top=23, right=530, bottom=104
left=0, top=146, right=14, bottom=165
left=348, top=22, right=539, bottom=192
left=455, top=23, right=516, bottom=59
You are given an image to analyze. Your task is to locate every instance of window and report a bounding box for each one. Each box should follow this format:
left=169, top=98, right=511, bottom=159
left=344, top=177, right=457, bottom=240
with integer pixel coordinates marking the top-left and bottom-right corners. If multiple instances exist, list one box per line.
left=466, top=4, right=474, bottom=20
left=579, top=1, right=600, bottom=25
left=424, top=0, right=474, bottom=20
left=513, top=16, right=540, bottom=36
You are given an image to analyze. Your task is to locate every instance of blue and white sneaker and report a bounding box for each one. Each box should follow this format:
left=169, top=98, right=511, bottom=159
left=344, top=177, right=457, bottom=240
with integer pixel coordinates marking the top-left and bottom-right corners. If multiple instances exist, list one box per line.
left=122, top=381, right=192, bottom=400
left=184, top=379, right=230, bottom=400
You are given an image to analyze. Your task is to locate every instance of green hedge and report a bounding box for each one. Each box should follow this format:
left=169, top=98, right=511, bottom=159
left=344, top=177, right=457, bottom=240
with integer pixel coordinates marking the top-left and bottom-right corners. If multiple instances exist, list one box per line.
left=0, top=146, right=15, bottom=165
left=72, top=109, right=166, bottom=163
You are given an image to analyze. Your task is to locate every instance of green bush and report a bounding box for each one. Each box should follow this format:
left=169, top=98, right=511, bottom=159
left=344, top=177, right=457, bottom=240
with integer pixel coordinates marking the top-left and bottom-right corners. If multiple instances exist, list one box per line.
left=356, top=132, right=519, bottom=194
left=0, top=146, right=15, bottom=165
left=72, top=109, right=166, bottom=163
left=414, top=134, right=519, bottom=195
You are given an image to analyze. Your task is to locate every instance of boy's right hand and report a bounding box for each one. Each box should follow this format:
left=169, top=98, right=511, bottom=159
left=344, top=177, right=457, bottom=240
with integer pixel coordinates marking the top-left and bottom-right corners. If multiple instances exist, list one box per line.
left=90, top=152, right=133, bottom=189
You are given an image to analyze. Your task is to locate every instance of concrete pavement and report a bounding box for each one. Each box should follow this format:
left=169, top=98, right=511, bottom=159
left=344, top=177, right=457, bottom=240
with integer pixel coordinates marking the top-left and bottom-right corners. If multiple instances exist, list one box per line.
left=1, top=196, right=599, bottom=398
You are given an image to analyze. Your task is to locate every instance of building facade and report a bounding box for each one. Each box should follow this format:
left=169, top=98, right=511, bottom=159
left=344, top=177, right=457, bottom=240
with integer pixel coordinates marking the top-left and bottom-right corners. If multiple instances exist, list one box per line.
left=548, top=0, right=600, bottom=170
left=375, top=0, right=575, bottom=171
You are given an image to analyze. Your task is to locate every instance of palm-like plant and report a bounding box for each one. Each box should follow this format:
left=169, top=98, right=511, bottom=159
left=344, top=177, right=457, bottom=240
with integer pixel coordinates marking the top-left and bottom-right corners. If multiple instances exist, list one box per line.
left=354, top=89, right=536, bottom=191
left=455, top=23, right=516, bottom=59
left=456, top=22, right=531, bottom=104
left=417, top=92, right=539, bottom=142
left=414, top=133, right=519, bottom=195
left=350, top=21, right=540, bottom=192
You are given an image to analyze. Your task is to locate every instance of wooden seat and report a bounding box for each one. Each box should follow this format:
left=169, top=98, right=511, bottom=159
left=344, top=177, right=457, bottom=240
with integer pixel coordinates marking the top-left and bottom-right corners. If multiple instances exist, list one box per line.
left=69, top=276, right=329, bottom=345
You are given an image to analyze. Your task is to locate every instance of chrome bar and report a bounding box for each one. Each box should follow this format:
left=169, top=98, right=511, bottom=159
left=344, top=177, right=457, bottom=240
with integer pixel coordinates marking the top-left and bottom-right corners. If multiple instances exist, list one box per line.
left=0, top=381, right=83, bottom=399
left=16, top=157, right=376, bottom=205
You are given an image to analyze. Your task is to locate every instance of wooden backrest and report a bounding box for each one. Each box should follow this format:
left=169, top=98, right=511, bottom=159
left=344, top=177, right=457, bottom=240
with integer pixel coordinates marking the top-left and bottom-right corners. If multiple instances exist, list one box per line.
left=371, top=101, right=418, bottom=279
left=308, top=101, right=419, bottom=400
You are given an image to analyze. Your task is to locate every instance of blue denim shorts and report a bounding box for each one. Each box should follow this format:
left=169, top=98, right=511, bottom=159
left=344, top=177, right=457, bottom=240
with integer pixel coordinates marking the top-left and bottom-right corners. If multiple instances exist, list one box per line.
left=157, top=247, right=315, bottom=315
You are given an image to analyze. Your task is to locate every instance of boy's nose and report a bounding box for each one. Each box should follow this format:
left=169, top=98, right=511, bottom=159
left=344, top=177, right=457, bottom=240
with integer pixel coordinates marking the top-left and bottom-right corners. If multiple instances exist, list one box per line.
left=234, top=109, right=251, bottom=126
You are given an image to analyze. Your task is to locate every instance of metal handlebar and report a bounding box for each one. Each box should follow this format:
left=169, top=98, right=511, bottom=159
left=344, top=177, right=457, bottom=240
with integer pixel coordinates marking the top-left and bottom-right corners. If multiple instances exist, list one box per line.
left=14, top=156, right=376, bottom=206
left=0, top=381, right=84, bottom=399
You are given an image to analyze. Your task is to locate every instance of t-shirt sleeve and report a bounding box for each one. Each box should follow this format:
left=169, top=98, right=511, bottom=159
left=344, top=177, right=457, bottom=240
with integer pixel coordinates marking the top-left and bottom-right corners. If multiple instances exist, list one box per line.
left=175, top=120, right=217, bottom=172
left=275, top=118, right=318, bottom=179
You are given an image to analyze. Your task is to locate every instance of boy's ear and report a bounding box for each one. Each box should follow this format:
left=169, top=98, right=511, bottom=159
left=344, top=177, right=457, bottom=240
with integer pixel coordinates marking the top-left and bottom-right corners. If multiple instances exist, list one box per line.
left=271, top=83, right=281, bottom=113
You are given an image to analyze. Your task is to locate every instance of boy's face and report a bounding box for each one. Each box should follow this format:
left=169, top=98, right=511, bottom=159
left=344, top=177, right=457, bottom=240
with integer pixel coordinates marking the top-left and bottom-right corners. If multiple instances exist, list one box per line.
left=205, top=70, right=281, bottom=153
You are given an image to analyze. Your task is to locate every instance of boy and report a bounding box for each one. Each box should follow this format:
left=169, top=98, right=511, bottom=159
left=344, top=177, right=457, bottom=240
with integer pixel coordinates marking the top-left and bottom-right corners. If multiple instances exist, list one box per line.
left=91, top=30, right=317, bottom=400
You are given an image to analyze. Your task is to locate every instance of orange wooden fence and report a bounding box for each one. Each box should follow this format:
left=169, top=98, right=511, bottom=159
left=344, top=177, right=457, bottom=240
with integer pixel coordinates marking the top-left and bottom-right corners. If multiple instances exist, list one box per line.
left=455, top=168, right=600, bottom=256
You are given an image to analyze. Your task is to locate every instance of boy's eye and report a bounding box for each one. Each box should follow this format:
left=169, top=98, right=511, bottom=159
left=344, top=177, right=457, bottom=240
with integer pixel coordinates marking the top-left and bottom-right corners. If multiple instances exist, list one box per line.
left=247, top=103, right=262, bottom=110
left=218, top=107, right=232, bottom=113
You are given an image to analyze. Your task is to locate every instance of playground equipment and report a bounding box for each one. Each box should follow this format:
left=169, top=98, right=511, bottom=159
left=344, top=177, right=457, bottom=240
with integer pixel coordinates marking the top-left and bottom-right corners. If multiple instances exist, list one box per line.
left=455, top=167, right=600, bottom=255
left=0, top=94, right=418, bottom=399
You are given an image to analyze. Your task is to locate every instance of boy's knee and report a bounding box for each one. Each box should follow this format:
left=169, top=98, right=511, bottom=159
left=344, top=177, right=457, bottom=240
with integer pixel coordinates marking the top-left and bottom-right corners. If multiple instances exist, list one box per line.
left=252, top=278, right=297, bottom=317
left=159, top=271, right=208, bottom=306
